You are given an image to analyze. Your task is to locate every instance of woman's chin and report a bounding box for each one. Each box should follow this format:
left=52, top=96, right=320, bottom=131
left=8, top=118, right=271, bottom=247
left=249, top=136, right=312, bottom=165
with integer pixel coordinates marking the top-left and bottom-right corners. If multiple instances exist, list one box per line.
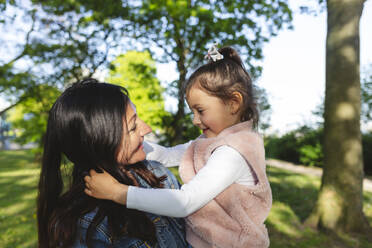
left=127, top=152, right=146, bottom=164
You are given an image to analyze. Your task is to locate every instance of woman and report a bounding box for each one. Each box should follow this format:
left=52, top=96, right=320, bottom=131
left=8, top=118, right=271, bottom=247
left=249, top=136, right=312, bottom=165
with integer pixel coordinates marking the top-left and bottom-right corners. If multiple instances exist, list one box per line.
left=37, top=78, right=188, bottom=247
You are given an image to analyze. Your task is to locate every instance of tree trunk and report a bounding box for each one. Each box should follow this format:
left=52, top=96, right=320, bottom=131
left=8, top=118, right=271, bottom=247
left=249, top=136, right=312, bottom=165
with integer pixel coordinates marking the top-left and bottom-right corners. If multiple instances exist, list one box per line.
left=305, top=0, right=370, bottom=234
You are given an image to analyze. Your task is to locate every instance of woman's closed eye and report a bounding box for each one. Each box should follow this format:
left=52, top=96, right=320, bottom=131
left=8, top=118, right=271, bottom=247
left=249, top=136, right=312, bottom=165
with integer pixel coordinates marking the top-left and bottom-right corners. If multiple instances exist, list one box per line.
left=130, top=124, right=137, bottom=132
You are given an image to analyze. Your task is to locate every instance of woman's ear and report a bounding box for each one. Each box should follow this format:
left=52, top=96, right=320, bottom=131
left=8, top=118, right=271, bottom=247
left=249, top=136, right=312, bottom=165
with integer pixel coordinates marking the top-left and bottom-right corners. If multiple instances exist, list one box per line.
left=229, top=91, right=243, bottom=115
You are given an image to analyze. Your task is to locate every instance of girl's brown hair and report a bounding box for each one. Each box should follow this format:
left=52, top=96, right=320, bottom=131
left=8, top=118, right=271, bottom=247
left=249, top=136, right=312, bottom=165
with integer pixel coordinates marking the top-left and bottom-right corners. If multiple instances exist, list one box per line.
left=184, top=46, right=259, bottom=128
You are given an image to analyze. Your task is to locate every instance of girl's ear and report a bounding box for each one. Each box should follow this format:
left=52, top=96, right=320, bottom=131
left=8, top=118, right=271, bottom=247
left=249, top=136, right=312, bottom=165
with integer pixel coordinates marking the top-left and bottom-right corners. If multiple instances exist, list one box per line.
left=229, top=91, right=243, bottom=115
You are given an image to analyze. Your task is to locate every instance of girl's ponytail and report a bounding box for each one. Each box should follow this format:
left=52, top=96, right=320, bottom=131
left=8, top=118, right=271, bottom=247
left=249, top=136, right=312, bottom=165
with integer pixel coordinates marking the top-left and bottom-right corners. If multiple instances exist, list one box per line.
left=37, top=109, right=63, bottom=248
left=218, top=47, right=244, bottom=68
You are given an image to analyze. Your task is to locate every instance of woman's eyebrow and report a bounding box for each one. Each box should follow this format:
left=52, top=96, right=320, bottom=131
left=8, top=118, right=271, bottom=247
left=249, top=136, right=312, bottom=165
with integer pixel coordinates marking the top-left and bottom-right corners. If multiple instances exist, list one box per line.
left=128, top=114, right=137, bottom=124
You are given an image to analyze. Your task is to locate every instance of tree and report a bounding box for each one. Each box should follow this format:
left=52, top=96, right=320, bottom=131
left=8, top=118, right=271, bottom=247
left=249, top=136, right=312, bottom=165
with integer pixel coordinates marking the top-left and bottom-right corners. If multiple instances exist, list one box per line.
left=107, top=51, right=170, bottom=136
left=2, top=0, right=289, bottom=148
left=0, top=5, right=38, bottom=115
left=0, top=0, right=122, bottom=115
left=7, top=84, right=61, bottom=156
left=37, top=0, right=292, bottom=144
left=1, top=0, right=126, bottom=151
left=305, top=0, right=371, bottom=235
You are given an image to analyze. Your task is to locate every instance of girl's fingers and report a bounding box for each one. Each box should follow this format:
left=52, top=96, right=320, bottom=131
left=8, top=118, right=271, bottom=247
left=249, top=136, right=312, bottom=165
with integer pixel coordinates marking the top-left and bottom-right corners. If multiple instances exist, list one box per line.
left=89, top=169, right=97, bottom=176
left=84, top=175, right=91, bottom=183
left=84, top=188, right=92, bottom=196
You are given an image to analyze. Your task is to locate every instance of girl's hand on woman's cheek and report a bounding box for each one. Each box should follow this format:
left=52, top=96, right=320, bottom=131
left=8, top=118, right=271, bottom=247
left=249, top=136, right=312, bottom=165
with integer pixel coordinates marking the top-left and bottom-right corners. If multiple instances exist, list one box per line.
left=84, top=169, right=128, bottom=205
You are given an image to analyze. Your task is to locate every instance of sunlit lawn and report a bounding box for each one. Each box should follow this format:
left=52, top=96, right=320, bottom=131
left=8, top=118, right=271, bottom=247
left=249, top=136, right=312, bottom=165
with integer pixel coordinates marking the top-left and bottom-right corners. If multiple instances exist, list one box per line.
left=1, top=150, right=372, bottom=248
left=266, top=167, right=372, bottom=248
left=0, top=150, right=39, bottom=248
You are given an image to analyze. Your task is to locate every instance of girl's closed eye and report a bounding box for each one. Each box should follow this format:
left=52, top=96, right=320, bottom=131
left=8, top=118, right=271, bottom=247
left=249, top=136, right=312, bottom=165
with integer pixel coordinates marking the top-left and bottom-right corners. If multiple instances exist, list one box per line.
left=197, top=109, right=204, bottom=114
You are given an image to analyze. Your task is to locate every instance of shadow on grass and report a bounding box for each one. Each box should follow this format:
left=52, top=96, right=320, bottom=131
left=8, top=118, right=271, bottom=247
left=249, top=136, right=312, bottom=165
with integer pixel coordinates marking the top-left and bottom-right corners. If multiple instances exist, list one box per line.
left=0, top=150, right=38, bottom=171
left=267, top=167, right=319, bottom=221
left=0, top=175, right=38, bottom=207
left=266, top=166, right=372, bottom=248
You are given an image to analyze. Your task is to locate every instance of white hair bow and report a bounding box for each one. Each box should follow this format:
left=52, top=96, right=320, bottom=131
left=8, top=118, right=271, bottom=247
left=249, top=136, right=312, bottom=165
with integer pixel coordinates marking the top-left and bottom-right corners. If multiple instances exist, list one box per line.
left=204, top=43, right=223, bottom=62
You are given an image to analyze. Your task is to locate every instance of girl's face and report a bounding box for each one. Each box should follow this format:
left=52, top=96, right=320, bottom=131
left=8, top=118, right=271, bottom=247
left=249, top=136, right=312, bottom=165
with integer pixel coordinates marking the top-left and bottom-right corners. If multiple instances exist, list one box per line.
left=186, top=86, right=242, bottom=138
left=117, top=102, right=152, bottom=164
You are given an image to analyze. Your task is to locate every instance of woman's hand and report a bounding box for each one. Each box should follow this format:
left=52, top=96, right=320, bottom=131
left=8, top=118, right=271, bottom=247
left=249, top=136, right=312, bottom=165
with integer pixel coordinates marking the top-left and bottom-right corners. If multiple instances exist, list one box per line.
left=84, top=169, right=128, bottom=205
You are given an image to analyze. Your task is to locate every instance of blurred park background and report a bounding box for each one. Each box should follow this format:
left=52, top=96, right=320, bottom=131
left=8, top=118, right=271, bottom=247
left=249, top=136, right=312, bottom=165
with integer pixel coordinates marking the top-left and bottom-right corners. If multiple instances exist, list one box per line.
left=0, top=0, right=372, bottom=247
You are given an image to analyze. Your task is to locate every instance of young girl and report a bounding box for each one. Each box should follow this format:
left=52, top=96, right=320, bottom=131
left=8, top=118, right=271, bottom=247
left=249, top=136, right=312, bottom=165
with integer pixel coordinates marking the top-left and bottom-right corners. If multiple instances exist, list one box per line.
left=85, top=46, right=272, bottom=248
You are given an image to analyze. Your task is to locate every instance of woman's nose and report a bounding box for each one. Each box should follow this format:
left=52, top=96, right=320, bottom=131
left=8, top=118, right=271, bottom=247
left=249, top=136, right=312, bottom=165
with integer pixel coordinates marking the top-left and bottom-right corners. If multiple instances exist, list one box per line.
left=140, top=120, right=152, bottom=136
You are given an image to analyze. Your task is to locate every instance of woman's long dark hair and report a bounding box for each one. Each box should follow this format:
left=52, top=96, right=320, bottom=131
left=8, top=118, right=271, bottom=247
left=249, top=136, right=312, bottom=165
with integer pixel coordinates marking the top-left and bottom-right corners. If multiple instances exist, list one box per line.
left=37, top=78, right=164, bottom=247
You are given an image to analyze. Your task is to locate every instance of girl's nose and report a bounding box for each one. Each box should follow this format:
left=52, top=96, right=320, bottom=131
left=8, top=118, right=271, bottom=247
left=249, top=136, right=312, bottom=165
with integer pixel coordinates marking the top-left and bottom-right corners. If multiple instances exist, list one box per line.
left=139, top=119, right=152, bottom=136
left=192, top=114, right=201, bottom=126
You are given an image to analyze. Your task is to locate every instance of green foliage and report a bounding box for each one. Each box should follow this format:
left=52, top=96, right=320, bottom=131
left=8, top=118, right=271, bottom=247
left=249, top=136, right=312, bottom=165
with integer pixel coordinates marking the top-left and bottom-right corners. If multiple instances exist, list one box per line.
left=120, top=0, right=292, bottom=75
left=0, top=0, right=128, bottom=152
left=107, top=51, right=170, bottom=135
left=265, top=131, right=301, bottom=164
left=299, top=144, right=322, bottom=166
left=115, top=0, right=291, bottom=143
left=265, top=126, right=372, bottom=176
left=0, top=0, right=122, bottom=113
left=7, top=85, right=61, bottom=156
left=1, top=0, right=292, bottom=146
left=32, top=0, right=291, bottom=144
left=160, top=112, right=201, bottom=146
left=265, top=126, right=324, bottom=167
left=361, top=68, right=372, bottom=123
left=297, top=127, right=324, bottom=167
left=363, top=133, right=372, bottom=176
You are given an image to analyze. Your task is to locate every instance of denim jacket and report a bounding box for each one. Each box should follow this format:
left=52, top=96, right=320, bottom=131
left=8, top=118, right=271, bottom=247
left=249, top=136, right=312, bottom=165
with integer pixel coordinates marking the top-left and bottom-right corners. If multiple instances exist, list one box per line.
left=73, top=160, right=189, bottom=248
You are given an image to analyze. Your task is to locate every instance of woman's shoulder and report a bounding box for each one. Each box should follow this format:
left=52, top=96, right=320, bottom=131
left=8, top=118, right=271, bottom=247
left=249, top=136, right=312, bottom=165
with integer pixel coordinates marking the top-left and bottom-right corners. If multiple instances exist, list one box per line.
left=76, top=210, right=154, bottom=248
left=144, top=160, right=168, bottom=176
left=142, top=160, right=180, bottom=189
left=77, top=210, right=111, bottom=244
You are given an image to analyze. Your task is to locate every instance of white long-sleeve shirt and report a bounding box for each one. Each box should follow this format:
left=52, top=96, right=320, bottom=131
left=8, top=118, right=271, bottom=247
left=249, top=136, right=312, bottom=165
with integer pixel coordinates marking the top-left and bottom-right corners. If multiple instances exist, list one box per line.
left=127, top=141, right=257, bottom=217
left=143, top=141, right=192, bottom=168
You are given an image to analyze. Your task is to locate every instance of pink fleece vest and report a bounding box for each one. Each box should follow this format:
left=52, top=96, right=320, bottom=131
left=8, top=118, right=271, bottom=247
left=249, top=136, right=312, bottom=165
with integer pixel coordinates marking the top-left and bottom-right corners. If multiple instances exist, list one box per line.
left=179, top=121, right=272, bottom=248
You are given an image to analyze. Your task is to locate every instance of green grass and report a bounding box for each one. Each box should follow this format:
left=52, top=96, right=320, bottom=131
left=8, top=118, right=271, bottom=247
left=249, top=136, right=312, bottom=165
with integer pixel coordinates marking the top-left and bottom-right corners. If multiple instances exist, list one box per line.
left=1, top=150, right=371, bottom=248
left=266, top=167, right=372, bottom=248
left=0, top=150, right=39, bottom=248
